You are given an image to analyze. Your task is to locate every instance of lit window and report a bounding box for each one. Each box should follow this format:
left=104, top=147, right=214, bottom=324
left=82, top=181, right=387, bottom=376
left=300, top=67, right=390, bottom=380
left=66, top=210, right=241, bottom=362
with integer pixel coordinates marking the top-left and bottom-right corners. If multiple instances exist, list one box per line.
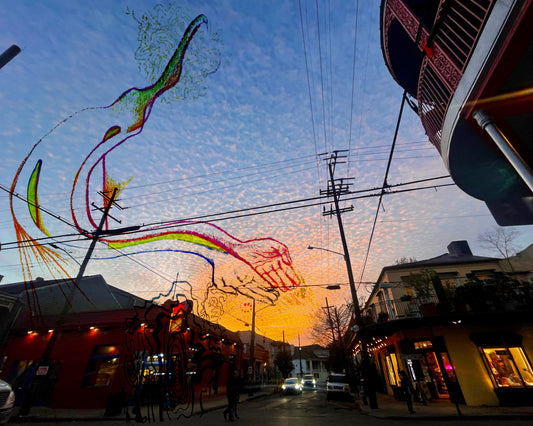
left=481, top=347, right=533, bottom=388
left=414, top=340, right=433, bottom=350
left=82, top=345, right=121, bottom=387
left=385, top=354, right=399, bottom=386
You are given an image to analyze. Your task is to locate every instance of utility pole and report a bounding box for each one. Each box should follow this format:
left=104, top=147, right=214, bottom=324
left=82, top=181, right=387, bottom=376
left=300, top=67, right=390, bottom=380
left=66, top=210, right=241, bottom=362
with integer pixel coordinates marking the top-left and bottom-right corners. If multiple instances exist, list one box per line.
left=249, top=298, right=256, bottom=386
left=298, top=334, right=303, bottom=378
left=334, top=306, right=343, bottom=344
left=19, top=188, right=122, bottom=415
left=324, top=297, right=337, bottom=344
left=320, top=151, right=378, bottom=408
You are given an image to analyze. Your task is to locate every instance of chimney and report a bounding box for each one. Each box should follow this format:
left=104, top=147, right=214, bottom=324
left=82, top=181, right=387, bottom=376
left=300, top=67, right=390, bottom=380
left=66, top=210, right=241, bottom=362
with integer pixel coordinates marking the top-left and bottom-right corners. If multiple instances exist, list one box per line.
left=447, top=241, right=472, bottom=257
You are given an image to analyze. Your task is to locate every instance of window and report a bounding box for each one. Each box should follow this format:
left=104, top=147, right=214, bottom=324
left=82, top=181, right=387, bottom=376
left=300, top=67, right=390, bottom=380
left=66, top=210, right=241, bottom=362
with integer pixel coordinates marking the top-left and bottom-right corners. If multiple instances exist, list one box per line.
left=385, top=353, right=400, bottom=386
left=481, top=347, right=533, bottom=388
left=82, top=345, right=121, bottom=387
left=414, top=340, right=433, bottom=350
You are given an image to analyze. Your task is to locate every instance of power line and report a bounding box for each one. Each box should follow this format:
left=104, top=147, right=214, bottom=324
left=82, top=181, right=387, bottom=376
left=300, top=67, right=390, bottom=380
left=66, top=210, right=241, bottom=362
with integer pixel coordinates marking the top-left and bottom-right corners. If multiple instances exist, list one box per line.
left=357, top=91, right=408, bottom=290
left=0, top=176, right=454, bottom=250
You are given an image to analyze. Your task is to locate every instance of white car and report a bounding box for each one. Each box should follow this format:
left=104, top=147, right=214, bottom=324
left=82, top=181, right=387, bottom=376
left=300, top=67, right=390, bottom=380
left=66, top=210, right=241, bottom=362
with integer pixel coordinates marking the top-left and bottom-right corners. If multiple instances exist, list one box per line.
left=281, top=377, right=302, bottom=395
left=302, top=374, right=317, bottom=390
left=0, top=380, right=15, bottom=424
left=326, top=373, right=352, bottom=401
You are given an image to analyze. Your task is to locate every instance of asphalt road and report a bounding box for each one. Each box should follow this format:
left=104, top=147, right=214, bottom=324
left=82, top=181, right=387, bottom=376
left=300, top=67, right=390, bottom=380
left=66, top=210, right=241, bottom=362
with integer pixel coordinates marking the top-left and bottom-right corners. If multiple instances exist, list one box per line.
left=11, top=390, right=533, bottom=426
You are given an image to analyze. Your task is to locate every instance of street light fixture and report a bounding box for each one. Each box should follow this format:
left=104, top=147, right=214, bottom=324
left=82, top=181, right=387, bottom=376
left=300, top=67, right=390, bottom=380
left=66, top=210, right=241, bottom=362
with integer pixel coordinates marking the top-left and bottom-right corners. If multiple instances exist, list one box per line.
left=307, top=245, right=346, bottom=259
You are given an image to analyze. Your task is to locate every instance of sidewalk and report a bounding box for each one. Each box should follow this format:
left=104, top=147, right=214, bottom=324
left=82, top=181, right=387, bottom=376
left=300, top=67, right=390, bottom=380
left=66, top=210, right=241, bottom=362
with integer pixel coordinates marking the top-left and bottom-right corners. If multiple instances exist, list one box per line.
left=10, top=387, right=274, bottom=423
left=358, top=393, right=533, bottom=420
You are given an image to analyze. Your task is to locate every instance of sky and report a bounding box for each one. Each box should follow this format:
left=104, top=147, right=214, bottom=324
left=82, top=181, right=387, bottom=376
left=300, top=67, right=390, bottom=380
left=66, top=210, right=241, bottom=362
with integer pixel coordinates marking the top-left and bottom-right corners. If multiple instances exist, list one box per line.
left=1, top=0, right=532, bottom=346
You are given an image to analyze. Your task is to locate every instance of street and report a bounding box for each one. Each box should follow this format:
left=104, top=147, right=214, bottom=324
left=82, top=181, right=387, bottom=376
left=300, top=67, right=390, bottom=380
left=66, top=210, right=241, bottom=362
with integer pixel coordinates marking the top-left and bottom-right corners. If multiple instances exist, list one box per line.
left=11, top=389, right=533, bottom=426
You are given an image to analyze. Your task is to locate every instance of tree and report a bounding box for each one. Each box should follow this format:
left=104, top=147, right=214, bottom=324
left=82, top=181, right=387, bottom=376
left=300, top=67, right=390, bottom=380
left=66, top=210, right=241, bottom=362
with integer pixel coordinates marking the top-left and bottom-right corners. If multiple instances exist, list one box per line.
left=310, top=302, right=353, bottom=347
left=326, top=341, right=348, bottom=374
left=395, top=256, right=417, bottom=265
left=406, top=269, right=437, bottom=302
left=478, top=227, right=518, bottom=271
left=274, top=349, right=294, bottom=379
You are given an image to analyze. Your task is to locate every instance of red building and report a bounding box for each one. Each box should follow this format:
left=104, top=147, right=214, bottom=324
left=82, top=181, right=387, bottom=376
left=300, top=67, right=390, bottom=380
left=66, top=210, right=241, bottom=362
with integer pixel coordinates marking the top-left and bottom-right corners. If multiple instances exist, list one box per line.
left=0, top=276, right=243, bottom=419
left=381, top=0, right=533, bottom=225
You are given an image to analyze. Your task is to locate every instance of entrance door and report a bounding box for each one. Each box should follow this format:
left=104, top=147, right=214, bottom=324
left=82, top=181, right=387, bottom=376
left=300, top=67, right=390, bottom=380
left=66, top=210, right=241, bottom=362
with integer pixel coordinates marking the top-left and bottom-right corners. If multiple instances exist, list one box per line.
left=423, top=352, right=449, bottom=398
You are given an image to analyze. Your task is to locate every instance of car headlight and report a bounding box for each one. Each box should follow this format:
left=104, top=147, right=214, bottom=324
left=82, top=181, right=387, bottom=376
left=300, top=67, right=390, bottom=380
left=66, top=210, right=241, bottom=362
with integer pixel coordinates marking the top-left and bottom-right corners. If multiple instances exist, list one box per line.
left=282, top=385, right=286, bottom=390
left=7, top=391, right=15, bottom=406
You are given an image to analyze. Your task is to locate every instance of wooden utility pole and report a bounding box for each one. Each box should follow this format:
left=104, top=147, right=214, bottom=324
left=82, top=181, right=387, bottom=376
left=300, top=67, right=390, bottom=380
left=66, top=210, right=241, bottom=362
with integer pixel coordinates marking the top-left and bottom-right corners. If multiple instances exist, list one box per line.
left=321, top=151, right=378, bottom=408
left=249, top=298, right=256, bottom=383
left=19, top=188, right=119, bottom=415
left=324, top=297, right=337, bottom=343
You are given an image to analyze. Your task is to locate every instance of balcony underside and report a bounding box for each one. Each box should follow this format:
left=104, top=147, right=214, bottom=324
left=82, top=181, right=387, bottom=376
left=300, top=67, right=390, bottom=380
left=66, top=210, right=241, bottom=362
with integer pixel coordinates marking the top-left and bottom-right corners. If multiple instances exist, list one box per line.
left=442, top=2, right=533, bottom=225
left=358, top=308, right=533, bottom=340
left=381, top=0, right=533, bottom=225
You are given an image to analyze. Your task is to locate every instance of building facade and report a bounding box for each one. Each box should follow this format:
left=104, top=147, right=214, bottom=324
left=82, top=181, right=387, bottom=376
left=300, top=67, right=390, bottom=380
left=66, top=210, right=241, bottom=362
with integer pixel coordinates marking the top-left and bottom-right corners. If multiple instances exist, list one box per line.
left=290, top=344, right=329, bottom=382
left=0, top=276, right=243, bottom=419
left=351, top=241, right=533, bottom=407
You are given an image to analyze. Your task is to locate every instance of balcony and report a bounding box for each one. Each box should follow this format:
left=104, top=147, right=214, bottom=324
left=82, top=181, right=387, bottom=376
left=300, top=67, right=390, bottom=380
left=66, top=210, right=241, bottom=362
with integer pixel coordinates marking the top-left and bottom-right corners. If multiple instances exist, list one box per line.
left=382, top=0, right=533, bottom=225
left=382, top=0, right=495, bottom=151
left=364, top=279, right=533, bottom=325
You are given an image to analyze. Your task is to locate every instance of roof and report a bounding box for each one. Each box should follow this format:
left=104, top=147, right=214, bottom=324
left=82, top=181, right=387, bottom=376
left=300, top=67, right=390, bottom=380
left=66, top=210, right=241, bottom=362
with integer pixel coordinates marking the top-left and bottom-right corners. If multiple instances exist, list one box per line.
left=293, top=344, right=328, bottom=360
left=376, top=241, right=500, bottom=283
left=0, top=275, right=146, bottom=315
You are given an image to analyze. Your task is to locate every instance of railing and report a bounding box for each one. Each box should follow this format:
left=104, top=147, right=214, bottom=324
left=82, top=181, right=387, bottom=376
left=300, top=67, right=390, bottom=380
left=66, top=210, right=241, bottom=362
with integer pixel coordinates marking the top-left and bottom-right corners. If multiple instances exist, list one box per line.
left=366, top=295, right=441, bottom=323
left=365, top=279, right=533, bottom=324
left=417, top=0, right=495, bottom=151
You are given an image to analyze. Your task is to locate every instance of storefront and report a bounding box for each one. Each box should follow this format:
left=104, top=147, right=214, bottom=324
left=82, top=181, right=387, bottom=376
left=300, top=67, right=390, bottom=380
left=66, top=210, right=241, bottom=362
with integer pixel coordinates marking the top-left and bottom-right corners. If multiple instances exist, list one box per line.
left=470, top=331, right=533, bottom=406
left=399, top=337, right=464, bottom=404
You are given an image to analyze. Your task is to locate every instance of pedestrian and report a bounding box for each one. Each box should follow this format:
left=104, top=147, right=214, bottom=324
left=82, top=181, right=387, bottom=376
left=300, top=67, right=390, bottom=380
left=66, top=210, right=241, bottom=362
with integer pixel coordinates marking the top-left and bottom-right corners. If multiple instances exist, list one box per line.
left=223, top=371, right=239, bottom=420
left=399, top=370, right=415, bottom=414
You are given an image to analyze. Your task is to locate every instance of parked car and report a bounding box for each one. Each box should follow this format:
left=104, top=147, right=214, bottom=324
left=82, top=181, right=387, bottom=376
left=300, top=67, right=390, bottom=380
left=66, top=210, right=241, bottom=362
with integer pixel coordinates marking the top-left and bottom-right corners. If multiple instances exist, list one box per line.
left=326, top=373, right=353, bottom=401
left=281, top=377, right=302, bottom=395
left=302, top=374, right=317, bottom=390
left=0, top=380, right=15, bottom=424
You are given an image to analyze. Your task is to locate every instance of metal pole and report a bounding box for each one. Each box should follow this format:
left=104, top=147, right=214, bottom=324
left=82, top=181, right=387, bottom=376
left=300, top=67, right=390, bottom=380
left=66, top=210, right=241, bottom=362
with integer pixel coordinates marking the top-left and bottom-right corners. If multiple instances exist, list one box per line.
left=473, top=110, right=533, bottom=192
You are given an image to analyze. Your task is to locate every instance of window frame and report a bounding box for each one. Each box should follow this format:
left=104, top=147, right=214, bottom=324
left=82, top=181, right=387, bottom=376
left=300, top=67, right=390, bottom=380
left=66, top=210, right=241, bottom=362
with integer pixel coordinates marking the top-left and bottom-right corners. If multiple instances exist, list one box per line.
left=82, top=344, right=122, bottom=388
left=479, top=345, right=533, bottom=389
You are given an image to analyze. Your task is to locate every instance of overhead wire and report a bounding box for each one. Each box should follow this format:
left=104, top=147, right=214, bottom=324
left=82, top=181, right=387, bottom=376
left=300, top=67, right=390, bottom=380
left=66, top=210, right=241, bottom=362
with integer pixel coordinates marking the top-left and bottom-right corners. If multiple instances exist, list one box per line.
left=357, top=90, right=408, bottom=292
left=347, top=0, right=360, bottom=176
left=0, top=175, right=454, bottom=250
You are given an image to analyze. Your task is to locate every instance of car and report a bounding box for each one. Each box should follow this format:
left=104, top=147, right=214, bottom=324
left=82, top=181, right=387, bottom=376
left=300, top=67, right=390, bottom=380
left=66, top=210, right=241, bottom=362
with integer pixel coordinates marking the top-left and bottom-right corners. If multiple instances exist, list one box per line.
left=281, top=377, right=302, bottom=395
left=0, top=380, right=15, bottom=425
left=326, top=373, right=353, bottom=401
left=301, top=374, right=317, bottom=390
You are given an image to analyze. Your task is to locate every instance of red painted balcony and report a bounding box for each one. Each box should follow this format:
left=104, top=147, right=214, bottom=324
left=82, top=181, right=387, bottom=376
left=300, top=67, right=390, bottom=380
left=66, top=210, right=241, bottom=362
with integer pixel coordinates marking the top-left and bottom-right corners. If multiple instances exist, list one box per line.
left=381, top=0, right=533, bottom=225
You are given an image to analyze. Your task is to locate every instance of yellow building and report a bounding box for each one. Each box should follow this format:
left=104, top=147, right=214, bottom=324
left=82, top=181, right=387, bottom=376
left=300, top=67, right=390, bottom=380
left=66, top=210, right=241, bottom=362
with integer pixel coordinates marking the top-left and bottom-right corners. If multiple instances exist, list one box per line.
left=352, top=241, right=533, bottom=407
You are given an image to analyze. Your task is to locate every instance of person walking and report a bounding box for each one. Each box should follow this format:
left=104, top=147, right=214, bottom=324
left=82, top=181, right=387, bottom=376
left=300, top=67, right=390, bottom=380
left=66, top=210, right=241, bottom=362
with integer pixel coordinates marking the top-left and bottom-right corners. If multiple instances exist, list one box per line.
left=399, top=370, right=415, bottom=414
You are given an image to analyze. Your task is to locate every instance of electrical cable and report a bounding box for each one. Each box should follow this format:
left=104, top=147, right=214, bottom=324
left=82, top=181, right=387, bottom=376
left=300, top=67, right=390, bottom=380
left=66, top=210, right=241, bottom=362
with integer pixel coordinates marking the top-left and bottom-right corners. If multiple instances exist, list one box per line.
left=357, top=90, right=408, bottom=291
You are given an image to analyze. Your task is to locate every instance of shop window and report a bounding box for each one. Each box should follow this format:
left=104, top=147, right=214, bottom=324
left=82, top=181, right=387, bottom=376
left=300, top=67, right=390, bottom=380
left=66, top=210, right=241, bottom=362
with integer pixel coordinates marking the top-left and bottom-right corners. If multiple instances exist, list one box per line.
left=481, top=347, right=533, bottom=388
left=385, top=353, right=400, bottom=386
left=414, top=340, right=433, bottom=350
left=82, top=345, right=121, bottom=387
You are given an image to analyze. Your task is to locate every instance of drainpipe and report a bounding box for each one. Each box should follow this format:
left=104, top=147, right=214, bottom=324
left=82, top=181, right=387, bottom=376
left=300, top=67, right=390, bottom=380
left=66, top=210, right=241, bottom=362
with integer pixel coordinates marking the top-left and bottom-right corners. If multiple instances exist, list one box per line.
left=472, top=110, right=533, bottom=192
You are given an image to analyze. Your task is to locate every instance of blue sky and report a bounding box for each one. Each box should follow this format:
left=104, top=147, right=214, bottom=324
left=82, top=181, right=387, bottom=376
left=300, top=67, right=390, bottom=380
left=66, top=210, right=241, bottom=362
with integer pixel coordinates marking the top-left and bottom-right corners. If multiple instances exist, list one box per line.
left=1, top=0, right=532, bottom=344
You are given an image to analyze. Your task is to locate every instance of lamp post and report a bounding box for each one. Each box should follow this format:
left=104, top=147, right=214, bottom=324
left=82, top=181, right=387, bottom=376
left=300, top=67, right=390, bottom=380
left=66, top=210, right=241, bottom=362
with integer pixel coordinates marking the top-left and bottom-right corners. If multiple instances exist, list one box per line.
left=307, top=245, right=346, bottom=259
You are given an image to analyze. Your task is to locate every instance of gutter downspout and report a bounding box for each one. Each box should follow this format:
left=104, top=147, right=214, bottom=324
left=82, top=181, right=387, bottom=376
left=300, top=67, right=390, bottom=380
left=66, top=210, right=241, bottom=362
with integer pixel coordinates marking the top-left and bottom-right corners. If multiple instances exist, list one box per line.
left=473, top=109, right=533, bottom=192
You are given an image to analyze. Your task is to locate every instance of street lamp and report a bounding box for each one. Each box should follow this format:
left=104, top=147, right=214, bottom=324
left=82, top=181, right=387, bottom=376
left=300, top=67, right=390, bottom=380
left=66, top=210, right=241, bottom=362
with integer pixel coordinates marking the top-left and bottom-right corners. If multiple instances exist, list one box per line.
left=307, top=245, right=346, bottom=259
